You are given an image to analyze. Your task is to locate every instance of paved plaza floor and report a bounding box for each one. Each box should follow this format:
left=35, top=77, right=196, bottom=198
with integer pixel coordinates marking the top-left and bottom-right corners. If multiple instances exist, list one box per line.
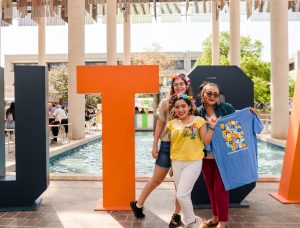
left=0, top=181, right=299, bottom=227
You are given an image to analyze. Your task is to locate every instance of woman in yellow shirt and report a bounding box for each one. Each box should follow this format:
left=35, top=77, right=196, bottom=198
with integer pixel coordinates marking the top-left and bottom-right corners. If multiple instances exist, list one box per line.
left=167, top=93, right=220, bottom=228
left=130, top=73, right=192, bottom=227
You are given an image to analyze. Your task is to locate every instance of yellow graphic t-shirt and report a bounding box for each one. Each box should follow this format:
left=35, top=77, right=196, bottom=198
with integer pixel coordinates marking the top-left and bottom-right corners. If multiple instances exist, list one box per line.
left=167, top=116, right=206, bottom=161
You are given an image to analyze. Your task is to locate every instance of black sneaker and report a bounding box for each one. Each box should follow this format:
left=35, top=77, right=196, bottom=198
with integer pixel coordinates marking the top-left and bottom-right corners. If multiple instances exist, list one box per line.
left=130, top=201, right=145, bottom=219
left=169, top=213, right=184, bottom=227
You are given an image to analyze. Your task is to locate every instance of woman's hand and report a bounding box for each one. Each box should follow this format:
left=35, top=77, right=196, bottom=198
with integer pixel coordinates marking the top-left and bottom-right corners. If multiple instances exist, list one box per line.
left=250, top=107, right=257, bottom=114
left=152, top=145, right=158, bottom=159
left=206, top=116, right=221, bottom=129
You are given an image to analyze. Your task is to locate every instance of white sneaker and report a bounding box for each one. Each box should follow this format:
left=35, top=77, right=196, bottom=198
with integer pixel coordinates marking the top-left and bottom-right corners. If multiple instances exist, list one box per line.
left=184, top=216, right=201, bottom=228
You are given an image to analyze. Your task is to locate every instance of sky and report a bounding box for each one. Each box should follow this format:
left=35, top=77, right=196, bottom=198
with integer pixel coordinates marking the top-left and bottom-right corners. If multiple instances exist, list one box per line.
left=1, top=15, right=300, bottom=66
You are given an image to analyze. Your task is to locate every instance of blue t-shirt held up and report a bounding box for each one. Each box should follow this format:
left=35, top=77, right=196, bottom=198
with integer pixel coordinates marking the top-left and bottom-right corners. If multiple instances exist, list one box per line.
left=211, top=108, right=264, bottom=190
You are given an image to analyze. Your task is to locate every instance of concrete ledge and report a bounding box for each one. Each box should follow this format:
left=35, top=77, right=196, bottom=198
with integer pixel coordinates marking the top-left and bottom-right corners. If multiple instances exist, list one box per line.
left=49, top=173, right=175, bottom=182
left=258, top=175, right=281, bottom=182
left=49, top=173, right=280, bottom=182
left=257, top=134, right=286, bottom=148
left=50, top=173, right=101, bottom=181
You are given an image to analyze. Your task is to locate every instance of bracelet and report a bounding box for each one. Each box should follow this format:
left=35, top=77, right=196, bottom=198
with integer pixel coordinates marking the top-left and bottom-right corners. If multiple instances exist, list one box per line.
left=203, top=149, right=208, bottom=158
left=209, top=126, right=215, bottom=131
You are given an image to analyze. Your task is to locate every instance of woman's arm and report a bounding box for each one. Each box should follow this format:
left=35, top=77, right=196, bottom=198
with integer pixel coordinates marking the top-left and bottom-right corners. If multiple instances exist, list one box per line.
left=199, top=117, right=221, bottom=145
left=199, top=124, right=214, bottom=145
left=152, top=118, right=165, bottom=159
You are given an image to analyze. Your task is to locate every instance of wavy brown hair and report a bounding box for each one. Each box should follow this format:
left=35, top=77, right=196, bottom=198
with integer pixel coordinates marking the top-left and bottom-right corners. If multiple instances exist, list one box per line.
left=169, top=93, right=195, bottom=119
left=169, top=73, right=193, bottom=97
left=169, top=73, right=194, bottom=115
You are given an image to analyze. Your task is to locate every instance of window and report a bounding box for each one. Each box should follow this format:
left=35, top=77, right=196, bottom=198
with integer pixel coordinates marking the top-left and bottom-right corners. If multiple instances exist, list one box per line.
left=47, top=62, right=68, bottom=70
left=289, top=62, right=295, bottom=71
left=14, top=63, right=37, bottom=71
left=175, top=60, right=184, bottom=70
left=191, top=60, right=197, bottom=68
left=85, top=61, right=106, bottom=66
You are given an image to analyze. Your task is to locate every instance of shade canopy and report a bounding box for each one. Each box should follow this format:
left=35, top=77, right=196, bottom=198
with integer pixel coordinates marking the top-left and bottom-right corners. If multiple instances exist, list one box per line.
left=1, top=0, right=299, bottom=26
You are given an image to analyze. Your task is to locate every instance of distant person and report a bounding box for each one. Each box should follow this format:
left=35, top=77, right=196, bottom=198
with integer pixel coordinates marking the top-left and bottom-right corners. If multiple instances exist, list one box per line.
left=49, top=103, right=59, bottom=143
left=130, top=73, right=192, bottom=228
left=48, top=103, right=56, bottom=117
left=63, top=105, right=68, bottom=115
left=53, top=105, right=68, bottom=134
left=5, top=102, right=15, bottom=129
left=134, top=107, right=139, bottom=128
left=85, top=109, right=91, bottom=121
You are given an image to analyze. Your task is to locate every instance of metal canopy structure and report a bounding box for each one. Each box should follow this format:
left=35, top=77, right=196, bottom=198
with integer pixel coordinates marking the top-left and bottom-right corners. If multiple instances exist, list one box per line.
left=1, top=0, right=300, bottom=26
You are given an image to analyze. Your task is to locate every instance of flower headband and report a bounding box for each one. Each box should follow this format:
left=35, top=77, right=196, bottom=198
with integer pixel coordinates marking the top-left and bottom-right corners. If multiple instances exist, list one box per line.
left=171, top=93, right=193, bottom=102
left=168, top=74, right=191, bottom=86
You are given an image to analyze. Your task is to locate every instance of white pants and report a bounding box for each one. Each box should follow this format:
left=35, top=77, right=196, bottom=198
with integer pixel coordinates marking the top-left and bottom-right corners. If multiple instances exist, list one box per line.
left=172, top=160, right=202, bottom=225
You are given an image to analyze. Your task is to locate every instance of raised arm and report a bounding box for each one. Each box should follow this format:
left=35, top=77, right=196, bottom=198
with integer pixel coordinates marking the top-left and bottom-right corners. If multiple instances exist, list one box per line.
left=199, top=117, right=221, bottom=145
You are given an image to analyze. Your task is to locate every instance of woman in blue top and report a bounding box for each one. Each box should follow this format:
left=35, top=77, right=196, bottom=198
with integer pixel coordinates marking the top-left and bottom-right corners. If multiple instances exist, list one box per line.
left=196, top=82, right=235, bottom=228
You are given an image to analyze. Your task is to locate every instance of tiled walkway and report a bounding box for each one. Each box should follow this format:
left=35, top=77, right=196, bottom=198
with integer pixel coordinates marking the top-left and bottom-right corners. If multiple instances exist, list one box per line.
left=0, top=181, right=299, bottom=227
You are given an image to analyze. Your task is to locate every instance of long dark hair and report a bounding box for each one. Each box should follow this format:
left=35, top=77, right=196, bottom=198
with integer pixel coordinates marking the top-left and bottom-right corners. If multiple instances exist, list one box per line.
left=169, top=73, right=193, bottom=97
left=169, top=94, right=195, bottom=119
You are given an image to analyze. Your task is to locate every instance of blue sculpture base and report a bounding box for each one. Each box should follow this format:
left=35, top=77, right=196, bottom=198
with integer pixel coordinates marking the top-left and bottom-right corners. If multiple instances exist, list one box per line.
left=193, top=200, right=250, bottom=209
left=0, top=198, right=42, bottom=212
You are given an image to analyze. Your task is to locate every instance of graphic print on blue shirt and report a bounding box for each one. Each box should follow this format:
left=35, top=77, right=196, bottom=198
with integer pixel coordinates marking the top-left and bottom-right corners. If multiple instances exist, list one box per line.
left=211, top=108, right=264, bottom=190
left=220, top=121, right=247, bottom=153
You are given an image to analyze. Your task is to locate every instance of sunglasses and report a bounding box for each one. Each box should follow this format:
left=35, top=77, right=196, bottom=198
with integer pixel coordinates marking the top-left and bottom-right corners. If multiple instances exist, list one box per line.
left=173, top=82, right=186, bottom=87
left=205, top=91, right=219, bottom=98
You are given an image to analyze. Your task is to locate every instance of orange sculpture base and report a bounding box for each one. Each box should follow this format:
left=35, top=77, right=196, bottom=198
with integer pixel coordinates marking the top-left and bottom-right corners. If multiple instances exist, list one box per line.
left=94, top=198, right=131, bottom=211
left=269, top=192, right=300, bottom=204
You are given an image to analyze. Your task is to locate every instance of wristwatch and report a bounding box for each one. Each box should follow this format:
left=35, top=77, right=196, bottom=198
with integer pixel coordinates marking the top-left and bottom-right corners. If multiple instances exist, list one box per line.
left=203, top=149, right=208, bottom=158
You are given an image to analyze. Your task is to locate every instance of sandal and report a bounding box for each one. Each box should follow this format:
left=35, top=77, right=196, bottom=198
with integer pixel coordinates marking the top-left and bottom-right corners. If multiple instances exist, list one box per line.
left=201, top=219, right=219, bottom=228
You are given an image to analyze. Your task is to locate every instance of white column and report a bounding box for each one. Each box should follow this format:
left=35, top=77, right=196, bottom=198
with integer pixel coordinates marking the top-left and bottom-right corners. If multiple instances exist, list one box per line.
left=123, top=7, right=131, bottom=65
left=185, top=51, right=192, bottom=70
left=229, top=0, right=240, bottom=66
left=38, top=16, right=46, bottom=66
left=68, top=0, right=85, bottom=139
left=107, top=1, right=117, bottom=65
left=270, top=0, right=289, bottom=139
left=211, top=0, right=220, bottom=65
left=295, top=51, right=300, bottom=73
left=0, top=10, right=1, bottom=67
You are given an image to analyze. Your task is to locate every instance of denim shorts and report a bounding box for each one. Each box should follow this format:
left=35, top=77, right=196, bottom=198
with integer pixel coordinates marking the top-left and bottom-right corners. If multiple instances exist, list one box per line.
left=155, top=141, right=171, bottom=169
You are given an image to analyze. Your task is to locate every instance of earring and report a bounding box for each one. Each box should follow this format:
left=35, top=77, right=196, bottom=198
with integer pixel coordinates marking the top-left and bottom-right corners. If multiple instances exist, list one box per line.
left=201, top=98, right=204, bottom=105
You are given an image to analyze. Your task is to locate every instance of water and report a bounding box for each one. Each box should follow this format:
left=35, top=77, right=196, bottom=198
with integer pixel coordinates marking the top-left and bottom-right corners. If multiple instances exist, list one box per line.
left=50, top=132, right=285, bottom=176
left=257, top=140, right=284, bottom=175
left=50, top=132, right=155, bottom=175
